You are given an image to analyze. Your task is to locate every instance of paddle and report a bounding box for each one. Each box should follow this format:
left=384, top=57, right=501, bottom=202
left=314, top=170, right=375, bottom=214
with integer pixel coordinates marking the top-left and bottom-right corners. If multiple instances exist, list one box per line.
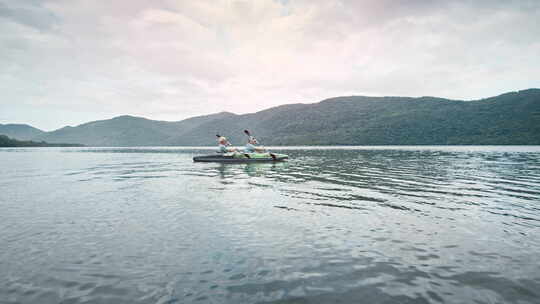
left=244, top=129, right=258, bottom=144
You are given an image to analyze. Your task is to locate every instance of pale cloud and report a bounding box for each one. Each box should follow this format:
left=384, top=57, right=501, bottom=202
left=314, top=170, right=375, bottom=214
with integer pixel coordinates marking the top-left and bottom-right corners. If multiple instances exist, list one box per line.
left=0, top=0, right=539, bottom=130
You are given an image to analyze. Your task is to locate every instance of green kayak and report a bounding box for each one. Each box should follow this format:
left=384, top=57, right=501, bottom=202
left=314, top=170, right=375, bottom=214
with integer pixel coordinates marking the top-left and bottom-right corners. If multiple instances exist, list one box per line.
left=193, top=152, right=288, bottom=163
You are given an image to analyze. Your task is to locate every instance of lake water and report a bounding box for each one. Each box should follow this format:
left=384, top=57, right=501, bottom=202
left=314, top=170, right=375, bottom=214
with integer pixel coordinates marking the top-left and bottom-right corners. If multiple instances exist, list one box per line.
left=1, top=146, right=540, bottom=304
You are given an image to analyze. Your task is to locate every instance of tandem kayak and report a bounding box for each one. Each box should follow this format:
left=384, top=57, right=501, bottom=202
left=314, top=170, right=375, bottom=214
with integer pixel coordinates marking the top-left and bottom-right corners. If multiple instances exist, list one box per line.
left=193, top=152, right=288, bottom=163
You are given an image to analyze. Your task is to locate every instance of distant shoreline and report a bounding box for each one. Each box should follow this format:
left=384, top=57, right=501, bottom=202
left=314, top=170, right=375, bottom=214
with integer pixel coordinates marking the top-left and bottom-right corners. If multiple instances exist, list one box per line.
left=3, top=145, right=537, bottom=149
left=0, top=135, right=83, bottom=148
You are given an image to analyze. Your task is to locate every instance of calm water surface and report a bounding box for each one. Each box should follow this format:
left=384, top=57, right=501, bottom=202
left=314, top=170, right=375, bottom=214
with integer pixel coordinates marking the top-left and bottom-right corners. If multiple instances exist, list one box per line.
left=1, top=146, right=540, bottom=304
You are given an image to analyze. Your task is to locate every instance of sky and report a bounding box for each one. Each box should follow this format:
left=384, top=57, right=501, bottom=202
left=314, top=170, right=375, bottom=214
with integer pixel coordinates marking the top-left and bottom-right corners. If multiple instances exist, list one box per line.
left=1, top=0, right=539, bottom=130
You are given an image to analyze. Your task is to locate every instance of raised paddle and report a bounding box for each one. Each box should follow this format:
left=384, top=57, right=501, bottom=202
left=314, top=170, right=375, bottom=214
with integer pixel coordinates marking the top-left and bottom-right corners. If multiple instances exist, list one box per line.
left=244, top=129, right=258, bottom=143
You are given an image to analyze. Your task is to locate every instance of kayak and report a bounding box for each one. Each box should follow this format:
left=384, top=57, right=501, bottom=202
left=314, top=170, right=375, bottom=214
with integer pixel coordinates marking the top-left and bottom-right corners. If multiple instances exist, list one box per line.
left=193, top=152, right=288, bottom=163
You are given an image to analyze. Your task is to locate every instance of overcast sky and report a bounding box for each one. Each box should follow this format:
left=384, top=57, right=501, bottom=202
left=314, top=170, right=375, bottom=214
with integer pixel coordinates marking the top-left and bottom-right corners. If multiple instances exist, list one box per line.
left=1, top=0, right=539, bottom=130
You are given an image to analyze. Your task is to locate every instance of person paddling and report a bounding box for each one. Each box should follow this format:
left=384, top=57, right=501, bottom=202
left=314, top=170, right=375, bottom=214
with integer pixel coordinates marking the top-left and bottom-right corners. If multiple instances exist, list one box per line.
left=243, top=130, right=268, bottom=154
left=216, top=134, right=239, bottom=153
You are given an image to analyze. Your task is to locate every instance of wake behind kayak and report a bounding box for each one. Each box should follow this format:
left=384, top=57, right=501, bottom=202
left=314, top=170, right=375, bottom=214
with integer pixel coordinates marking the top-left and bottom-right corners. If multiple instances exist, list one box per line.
left=193, top=152, right=288, bottom=163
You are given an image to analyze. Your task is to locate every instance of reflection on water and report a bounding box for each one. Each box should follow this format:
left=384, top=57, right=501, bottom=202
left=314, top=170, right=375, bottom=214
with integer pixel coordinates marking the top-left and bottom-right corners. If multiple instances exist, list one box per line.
left=1, top=146, right=540, bottom=304
left=213, top=163, right=289, bottom=178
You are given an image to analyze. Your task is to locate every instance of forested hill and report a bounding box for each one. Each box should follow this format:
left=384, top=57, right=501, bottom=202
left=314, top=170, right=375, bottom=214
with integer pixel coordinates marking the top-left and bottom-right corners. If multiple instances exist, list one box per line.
left=0, top=135, right=83, bottom=147
left=0, top=124, right=44, bottom=140
left=15, top=88, right=540, bottom=146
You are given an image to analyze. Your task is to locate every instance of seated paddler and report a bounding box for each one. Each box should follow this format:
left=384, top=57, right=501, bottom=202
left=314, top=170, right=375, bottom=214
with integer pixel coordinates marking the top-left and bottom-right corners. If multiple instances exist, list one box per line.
left=243, top=130, right=266, bottom=153
left=216, top=134, right=239, bottom=153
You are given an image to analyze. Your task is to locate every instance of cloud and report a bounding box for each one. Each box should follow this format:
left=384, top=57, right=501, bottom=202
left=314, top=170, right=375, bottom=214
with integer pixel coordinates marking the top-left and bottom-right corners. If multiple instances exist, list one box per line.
left=0, top=0, right=539, bottom=130
left=0, top=0, right=59, bottom=30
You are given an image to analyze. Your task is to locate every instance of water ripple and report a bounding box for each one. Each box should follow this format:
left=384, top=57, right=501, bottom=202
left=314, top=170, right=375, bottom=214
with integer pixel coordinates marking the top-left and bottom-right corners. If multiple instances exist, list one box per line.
left=1, top=146, right=539, bottom=303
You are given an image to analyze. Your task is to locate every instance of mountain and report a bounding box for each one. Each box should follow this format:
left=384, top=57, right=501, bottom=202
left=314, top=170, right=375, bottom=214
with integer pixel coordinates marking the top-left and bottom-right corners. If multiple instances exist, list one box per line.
left=35, top=112, right=236, bottom=147
left=29, top=88, right=540, bottom=146
left=168, top=88, right=540, bottom=146
left=0, top=134, right=83, bottom=147
left=0, top=123, right=44, bottom=140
